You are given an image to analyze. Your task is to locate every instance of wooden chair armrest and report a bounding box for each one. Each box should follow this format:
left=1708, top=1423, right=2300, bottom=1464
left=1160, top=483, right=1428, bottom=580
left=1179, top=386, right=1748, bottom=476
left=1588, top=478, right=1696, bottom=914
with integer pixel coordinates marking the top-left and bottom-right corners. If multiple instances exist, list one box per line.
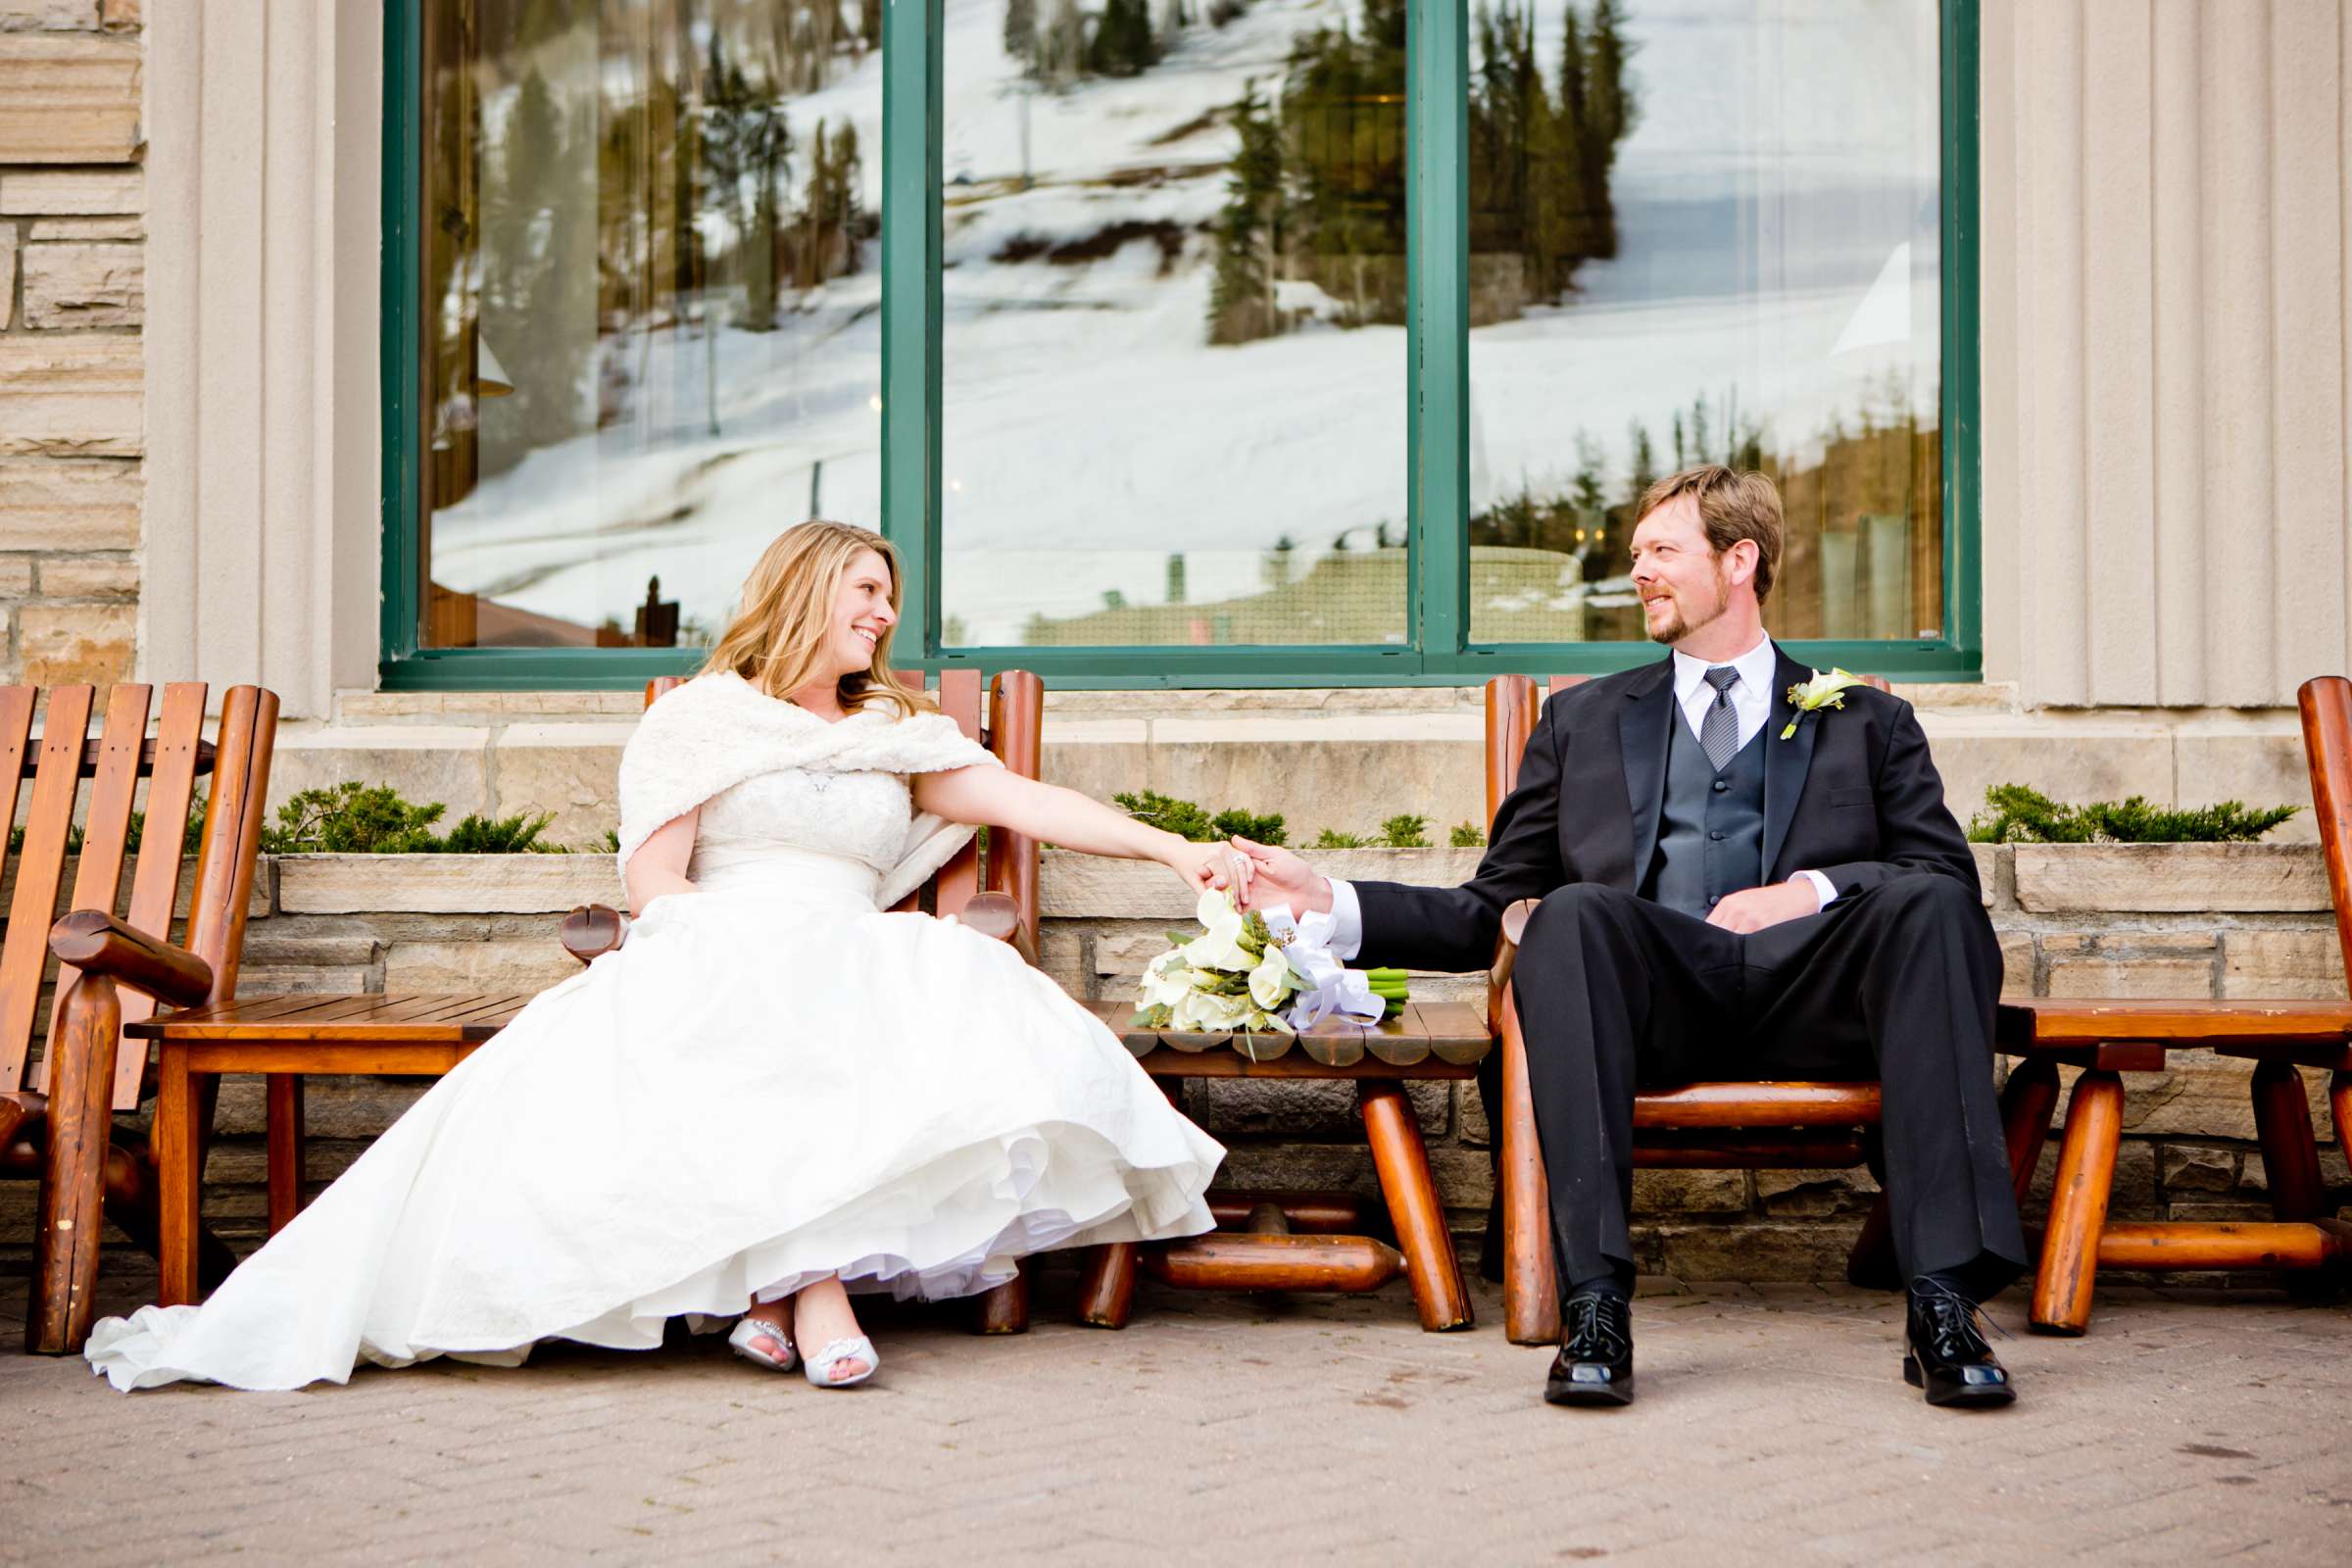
left=960, top=891, right=1039, bottom=967
left=561, top=904, right=629, bottom=966
left=49, top=909, right=214, bottom=1008
left=1487, top=899, right=1539, bottom=1027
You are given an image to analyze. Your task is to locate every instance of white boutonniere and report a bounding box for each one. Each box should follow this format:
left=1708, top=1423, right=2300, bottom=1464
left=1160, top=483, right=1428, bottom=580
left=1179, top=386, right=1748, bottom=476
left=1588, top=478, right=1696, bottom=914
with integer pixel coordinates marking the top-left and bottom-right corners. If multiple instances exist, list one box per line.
left=1780, top=667, right=1867, bottom=740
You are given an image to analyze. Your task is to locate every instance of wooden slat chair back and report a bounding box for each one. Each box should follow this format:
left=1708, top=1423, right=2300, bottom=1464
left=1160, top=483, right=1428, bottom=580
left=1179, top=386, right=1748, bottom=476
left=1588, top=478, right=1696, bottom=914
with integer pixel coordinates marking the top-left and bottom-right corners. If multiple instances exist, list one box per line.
left=1996, top=674, right=2352, bottom=1331
left=1484, top=670, right=1966, bottom=1345
left=562, top=666, right=1046, bottom=1332
left=6, top=682, right=278, bottom=1351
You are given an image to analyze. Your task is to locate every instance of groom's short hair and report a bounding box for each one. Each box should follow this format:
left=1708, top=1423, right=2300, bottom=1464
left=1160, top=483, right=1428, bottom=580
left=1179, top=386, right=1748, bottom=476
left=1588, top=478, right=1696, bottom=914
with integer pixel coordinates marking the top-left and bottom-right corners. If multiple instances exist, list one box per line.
left=1637, top=465, right=1785, bottom=606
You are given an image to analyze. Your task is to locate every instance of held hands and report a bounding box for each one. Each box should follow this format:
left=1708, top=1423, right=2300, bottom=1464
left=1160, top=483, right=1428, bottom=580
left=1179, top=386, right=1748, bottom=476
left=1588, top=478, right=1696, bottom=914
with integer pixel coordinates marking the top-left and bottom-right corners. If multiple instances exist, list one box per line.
left=1225, top=836, right=1333, bottom=916
left=1165, top=837, right=1254, bottom=903
left=1704, top=878, right=1823, bottom=934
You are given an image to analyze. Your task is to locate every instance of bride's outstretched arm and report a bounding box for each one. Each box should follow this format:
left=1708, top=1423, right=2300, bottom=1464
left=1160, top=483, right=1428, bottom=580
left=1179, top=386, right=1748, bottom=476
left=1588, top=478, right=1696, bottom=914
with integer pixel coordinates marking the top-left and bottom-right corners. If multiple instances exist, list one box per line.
left=912, top=766, right=1246, bottom=897
left=623, top=808, right=700, bottom=915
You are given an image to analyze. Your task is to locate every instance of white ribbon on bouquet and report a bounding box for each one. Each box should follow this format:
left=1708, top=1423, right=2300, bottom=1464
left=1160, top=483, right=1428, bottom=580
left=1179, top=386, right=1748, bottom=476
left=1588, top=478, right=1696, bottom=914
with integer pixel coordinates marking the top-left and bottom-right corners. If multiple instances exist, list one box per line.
left=1260, top=904, right=1387, bottom=1032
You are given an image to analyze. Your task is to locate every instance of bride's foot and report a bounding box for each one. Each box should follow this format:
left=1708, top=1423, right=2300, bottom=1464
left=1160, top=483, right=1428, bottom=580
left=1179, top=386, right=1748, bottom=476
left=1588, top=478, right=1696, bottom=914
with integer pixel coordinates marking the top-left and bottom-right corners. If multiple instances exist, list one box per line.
left=792, top=1277, right=874, bottom=1387
left=728, top=1298, right=798, bottom=1372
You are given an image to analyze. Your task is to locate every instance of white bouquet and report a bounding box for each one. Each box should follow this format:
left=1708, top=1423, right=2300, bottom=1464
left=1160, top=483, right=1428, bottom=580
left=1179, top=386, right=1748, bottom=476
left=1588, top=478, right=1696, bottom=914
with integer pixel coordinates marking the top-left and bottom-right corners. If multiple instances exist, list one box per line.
left=1132, top=888, right=1303, bottom=1035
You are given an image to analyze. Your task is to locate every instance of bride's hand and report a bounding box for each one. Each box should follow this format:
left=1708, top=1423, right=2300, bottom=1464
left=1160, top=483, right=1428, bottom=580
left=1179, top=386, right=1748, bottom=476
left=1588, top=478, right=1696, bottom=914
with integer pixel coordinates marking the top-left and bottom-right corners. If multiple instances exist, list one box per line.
left=1163, top=838, right=1251, bottom=902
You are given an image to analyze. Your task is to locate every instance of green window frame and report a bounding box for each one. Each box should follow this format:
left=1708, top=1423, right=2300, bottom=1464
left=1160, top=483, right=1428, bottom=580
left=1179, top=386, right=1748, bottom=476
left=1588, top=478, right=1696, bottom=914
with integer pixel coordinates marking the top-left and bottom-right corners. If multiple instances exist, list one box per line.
left=379, top=0, right=1981, bottom=690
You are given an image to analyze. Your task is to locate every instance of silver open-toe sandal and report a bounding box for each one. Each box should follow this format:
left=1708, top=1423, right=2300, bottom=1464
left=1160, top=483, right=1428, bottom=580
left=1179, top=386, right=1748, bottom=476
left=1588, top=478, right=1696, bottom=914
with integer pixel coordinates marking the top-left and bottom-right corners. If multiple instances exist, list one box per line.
left=803, top=1335, right=878, bottom=1389
left=728, top=1314, right=799, bottom=1373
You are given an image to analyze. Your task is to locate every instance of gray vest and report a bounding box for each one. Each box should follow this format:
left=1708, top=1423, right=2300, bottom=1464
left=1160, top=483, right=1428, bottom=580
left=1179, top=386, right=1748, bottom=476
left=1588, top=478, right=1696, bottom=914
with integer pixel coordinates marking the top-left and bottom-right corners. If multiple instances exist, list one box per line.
left=1641, top=710, right=1768, bottom=918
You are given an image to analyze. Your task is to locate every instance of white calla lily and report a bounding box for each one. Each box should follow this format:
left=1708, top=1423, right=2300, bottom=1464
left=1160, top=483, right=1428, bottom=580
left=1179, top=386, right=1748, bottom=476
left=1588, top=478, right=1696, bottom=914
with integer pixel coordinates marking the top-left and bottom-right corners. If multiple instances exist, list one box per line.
left=1140, top=949, right=1194, bottom=1008
left=1248, top=944, right=1298, bottom=1009
left=1780, top=666, right=1868, bottom=740
left=1180, top=887, right=1256, bottom=972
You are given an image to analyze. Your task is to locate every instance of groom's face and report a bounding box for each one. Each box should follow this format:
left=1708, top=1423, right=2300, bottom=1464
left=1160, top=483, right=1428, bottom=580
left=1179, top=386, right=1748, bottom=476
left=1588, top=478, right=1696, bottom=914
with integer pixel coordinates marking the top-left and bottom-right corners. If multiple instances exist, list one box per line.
left=1630, top=497, right=1731, bottom=647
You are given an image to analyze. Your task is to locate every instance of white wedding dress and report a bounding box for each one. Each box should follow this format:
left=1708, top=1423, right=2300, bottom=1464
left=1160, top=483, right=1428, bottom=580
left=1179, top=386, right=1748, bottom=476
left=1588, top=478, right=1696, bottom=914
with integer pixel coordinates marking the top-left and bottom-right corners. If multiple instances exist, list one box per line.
left=86, top=680, right=1223, bottom=1392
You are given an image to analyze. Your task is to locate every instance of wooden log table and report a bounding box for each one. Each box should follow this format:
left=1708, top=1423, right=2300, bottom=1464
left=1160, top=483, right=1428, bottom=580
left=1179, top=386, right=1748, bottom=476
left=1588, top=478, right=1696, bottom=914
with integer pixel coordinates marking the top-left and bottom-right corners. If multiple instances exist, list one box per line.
left=1078, top=998, right=1492, bottom=1332
left=128, top=993, right=532, bottom=1306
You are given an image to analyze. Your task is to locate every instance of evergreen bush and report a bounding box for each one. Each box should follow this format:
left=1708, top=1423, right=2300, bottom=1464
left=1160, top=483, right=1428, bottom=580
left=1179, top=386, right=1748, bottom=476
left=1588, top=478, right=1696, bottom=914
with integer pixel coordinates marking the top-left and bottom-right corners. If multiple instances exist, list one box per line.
left=1449, top=820, right=1486, bottom=847
left=1310, top=827, right=1369, bottom=848
left=1113, top=789, right=1285, bottom=846
left=1965, top=783, right=2299, bottom=845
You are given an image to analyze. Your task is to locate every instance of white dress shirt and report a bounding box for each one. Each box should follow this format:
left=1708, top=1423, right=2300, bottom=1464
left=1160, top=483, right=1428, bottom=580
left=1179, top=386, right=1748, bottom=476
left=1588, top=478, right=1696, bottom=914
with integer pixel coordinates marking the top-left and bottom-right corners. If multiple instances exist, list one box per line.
left=1322, top=634, right=1835, bottom=959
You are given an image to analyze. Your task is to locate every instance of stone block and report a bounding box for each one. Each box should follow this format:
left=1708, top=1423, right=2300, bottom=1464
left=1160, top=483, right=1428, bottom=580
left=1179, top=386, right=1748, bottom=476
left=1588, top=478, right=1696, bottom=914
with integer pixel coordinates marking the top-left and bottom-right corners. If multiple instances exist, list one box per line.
left=0, top=167, right=139, bottom=214
left=214, top=1075, right=426, bottom=1140
left=277, top=854, right=619, bottom=915
left=37, top=553, right=135, bottom=598
left=1457, top=1080, right=1491, bottom=1148
left=2158, top=1144, right=2239, bottom=1195
left=2104, top=1139, right=2160, bottom=1220
left=1632, top=1169, right=1748, bottom=1215
left=1653, top=1221, right=1866, bottom=1282
left=1971, top=842, right=2001, bottom=906
left=100, top=0, right=134, bottom=25
left=2040, top=932, right=2217, bottom=1000
left=1184, top=1077, right=1449, bottom=1140
left=489, top=723, right=634, bottom=850
left=1209, top=1143, right=1494, bottom=1211
left=2173, top=728, right=2317, bottom=843
left=2165, top=1199, right=2277, bottom=1223
left=0, top=336, right=141, bottom=458
left=233, top=963, right=375, bottom=996
left=18, top=600, right=130, bottom=682
left=383, top=938, right=580, bottom=993
left=0, top=557, right=33, bottom=596
left=2015, top=843, right=2328, bottom=913
left=22, top=238, right=141, bottom=327
left=1923, top=723, right=2176, bottom=834
left=0, top=31, right=140, bottom=162
left=266, top=723, right=492, bottom=823
left=0, top=457, right=139, bottom=549
left=1754, top=1166, right=1880, bottom=1217
left=1038, top=720, right=1150, bottom=806
left=0, top=3, right=99, bottom=29
left=2091, top=1050, right=2332, bottom=1142
left=1148, top=713, right=1486, bottom=843
left=1997, top=929, right=2034, bottom=1000
left=239, top=915, right=380, bottom=968
left=0, top=225, right=13, bottom=330
left=27, top=217, right=138, bottom=239
left=2221, top=928, right=2347, bottom=1001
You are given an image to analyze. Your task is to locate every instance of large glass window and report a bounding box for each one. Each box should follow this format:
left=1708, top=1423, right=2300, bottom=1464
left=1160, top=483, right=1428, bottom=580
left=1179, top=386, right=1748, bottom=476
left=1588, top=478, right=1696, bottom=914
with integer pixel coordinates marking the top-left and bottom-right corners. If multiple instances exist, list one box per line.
left=416, top=0, right=883, bottom=649
left=1465, top=0, right=1943, bottom=647
left=385, top=0, right=1976, bottom=682
left=937, top=0, right=1410, bottom=648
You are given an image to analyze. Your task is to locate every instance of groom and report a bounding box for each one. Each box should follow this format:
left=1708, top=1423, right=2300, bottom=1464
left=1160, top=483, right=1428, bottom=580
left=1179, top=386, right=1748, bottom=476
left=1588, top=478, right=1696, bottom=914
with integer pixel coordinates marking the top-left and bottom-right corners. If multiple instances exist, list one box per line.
left=1237, top=466, right=2027, bottom=1409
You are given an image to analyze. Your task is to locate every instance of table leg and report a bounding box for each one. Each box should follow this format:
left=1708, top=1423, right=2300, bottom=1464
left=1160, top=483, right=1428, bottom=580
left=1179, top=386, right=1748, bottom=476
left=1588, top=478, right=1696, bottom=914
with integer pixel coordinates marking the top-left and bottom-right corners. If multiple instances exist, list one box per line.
left=267, top=1073, right=306, bottom=1235
left=156, top=1049, right=204, bottom=1307
left=1360, top=1080, right=1473, bottom=1331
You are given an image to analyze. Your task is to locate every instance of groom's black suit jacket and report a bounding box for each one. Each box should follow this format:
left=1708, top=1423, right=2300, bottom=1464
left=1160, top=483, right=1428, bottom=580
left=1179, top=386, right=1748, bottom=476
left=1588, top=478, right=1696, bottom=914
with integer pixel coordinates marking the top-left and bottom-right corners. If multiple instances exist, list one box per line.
left=1352, top=646, right=1980, bottom=975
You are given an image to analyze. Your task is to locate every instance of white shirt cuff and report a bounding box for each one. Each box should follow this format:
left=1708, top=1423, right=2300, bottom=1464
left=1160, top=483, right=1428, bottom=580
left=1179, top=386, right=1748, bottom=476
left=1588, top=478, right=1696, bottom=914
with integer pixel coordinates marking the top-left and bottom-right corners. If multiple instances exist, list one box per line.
left=1324, top=877, right=1365, bottom=959
left=1796, top=868, right=1838, bottom=910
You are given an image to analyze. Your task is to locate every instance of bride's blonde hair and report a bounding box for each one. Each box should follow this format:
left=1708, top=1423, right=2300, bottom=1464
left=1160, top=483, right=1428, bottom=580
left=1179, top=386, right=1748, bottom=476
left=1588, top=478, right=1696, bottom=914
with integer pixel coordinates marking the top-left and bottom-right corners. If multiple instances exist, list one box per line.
left=701, top=521, right=934, bottom=717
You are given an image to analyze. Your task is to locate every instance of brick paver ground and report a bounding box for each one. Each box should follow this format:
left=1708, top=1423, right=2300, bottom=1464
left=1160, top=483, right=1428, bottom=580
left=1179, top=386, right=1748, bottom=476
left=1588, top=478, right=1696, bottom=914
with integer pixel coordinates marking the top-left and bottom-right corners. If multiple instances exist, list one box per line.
left=7, top=1267, right=2349, bottom=1565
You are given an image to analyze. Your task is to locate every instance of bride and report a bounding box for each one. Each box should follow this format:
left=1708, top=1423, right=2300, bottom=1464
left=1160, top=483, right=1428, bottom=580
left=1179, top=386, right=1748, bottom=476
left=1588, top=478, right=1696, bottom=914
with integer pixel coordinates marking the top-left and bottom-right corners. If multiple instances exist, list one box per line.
left=87, top=521, right=1234, bottom=1392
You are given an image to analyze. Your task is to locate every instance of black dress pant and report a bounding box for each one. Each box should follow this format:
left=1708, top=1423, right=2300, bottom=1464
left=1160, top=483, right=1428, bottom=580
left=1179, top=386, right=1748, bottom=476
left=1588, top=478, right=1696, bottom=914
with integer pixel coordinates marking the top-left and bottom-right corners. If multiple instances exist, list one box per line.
left=1505, top=873, right=2029, bottom=1299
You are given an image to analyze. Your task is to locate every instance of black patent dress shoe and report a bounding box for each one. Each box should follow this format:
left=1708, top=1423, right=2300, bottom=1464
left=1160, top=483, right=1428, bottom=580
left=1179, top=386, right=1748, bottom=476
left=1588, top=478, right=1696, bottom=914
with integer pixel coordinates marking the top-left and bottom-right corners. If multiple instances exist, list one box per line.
left=1544, top=1292, right=1635, bottom=1407
left=1903, top=1278, right=2016, bottom=1408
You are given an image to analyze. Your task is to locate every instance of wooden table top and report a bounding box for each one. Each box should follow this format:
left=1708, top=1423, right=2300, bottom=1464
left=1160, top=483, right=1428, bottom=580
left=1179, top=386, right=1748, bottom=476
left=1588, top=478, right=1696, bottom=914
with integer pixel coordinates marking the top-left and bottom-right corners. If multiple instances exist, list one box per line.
left=1085, top=999, right=1491, bottom=1074
left=125, top=993, right=536, bottom=1044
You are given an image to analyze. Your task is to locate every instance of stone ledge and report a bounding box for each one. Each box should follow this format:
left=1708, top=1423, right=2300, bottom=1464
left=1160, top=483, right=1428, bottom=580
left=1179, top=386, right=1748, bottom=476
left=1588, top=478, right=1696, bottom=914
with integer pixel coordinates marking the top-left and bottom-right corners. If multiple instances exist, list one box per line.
left=275, top=854, right=619, bottom=915
left=2014, top=843, right=2329, bottom=912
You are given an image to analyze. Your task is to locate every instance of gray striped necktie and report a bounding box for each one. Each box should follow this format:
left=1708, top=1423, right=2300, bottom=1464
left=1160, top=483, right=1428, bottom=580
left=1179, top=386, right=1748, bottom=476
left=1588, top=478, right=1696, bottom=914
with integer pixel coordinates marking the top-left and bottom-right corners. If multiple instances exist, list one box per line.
left=1701, top=665, right=1741, bottom=770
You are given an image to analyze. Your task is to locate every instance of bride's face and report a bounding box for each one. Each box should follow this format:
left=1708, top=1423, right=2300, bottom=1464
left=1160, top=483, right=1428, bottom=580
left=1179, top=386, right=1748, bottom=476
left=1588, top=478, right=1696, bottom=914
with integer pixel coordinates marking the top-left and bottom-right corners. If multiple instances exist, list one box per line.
left=825, top=548, right=899, bottom=677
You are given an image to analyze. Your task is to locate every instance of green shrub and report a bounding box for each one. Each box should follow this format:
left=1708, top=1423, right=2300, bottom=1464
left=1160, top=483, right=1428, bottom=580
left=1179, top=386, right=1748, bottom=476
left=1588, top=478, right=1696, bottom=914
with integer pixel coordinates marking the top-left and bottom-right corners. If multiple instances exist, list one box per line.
left=1449, top=820, right=1486, bottom=848
left=1965, top=782, right=2299, bottom=845
left=1310, top=827, right=1369, bottom=848
left=262, top=783, right=445, bottom=854
left=1209, top=808, right=1286, bottom=846
left=437, top=809, right=559, bottom=855
left=1378, top=813, right=1429, bottom=848
left=1114, top=790, right=1286, bottom=846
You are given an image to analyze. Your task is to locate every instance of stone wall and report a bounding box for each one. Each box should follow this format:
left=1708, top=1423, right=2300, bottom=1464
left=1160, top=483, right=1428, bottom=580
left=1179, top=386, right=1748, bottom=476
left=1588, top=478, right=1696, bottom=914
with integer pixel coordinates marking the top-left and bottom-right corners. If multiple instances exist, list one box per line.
left=17, top=840, right=2345, bottom=1285
left=0, top=2, right=142, bottom=686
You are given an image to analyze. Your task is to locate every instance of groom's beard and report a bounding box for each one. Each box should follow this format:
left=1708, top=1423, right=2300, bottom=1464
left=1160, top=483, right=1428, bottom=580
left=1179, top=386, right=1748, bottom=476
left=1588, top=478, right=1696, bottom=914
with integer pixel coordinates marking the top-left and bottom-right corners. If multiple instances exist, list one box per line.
left=1645, top=563, right=1732, bottom=646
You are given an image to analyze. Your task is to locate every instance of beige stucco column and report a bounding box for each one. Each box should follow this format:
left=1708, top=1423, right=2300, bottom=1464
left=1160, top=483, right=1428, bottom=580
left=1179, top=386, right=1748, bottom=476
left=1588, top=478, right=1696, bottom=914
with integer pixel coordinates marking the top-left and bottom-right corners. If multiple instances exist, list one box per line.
left=141, top=0, right=382, bottom=717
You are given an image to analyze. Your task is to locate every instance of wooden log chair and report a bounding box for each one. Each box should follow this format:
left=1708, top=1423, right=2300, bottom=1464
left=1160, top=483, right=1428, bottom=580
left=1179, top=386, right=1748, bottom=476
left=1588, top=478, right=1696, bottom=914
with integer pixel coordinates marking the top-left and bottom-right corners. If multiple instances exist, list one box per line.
left=559, top=668, right=1046, bottom=1335
left=1996, top=674, right=2352, bottom=1334
left=8, top=682, right=278, bottom=1353
left=1482, top=672, right=2041, bottom=1347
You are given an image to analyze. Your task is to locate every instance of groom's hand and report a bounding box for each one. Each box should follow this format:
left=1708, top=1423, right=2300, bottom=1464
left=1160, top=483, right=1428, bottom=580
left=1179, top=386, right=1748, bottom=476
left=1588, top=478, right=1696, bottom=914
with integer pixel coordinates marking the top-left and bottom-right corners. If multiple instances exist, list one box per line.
left=1230, top=837, right=1334, bottom=916
left=1704, top=879, right=1822, bottom=934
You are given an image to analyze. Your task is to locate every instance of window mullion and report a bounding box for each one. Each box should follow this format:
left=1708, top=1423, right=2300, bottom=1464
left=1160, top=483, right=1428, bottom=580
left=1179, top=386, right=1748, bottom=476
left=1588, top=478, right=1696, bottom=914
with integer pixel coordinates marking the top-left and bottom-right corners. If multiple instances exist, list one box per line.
left=1409, top=0, right=1470, bottom=667
left=881, top=0, right=944, bottom=659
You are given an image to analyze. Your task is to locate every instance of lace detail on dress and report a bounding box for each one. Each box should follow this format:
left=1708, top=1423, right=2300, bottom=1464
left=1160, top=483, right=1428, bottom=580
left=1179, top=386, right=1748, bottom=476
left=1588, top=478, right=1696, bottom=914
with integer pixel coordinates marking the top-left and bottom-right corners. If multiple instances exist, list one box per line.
left=691, top=768, right=913, bottom=878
